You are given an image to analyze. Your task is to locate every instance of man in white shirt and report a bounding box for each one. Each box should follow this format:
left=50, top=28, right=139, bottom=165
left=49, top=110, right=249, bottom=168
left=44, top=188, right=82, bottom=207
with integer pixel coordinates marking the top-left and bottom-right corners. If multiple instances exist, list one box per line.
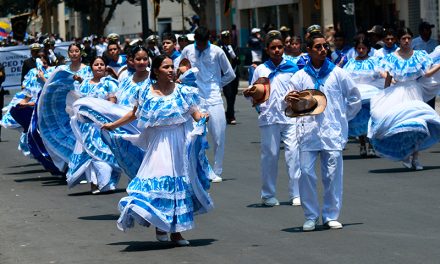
left=180, top=26, right=236, bottom=182
left=412, top=21, right=438, bottom=53
left=413, top=21, right=439, bottom=109
left=285, top=33, right=361, bottom=231
left=374, top=28, right=398, bottom=58
left=246, top=30, right=301, bottom=207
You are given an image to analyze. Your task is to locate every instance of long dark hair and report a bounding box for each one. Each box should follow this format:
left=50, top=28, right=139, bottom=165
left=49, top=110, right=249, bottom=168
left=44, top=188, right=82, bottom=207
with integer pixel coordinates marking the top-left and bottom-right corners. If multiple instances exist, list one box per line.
left=397, top=27, right=413, bottom=39
left=354, top=36, right=371, bottom=53
left=131, top=45, right=149, bottom=57
left=68, top=43, right=82, bottom=52
left=150, top=54, right=170, bottom=80
left=90, top=56, right=107, bottom=67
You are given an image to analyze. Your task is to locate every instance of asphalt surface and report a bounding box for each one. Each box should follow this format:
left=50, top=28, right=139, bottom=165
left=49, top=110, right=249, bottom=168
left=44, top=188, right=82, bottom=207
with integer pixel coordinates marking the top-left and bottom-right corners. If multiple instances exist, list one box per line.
left=1, top=92, right=440, bottom=264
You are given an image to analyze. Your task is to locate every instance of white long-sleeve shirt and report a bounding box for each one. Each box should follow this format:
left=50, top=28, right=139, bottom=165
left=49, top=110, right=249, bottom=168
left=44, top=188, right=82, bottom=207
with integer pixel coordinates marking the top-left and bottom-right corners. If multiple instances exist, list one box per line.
left=289, top=67, right=361, bottom=151
left=180, top=43, right=235, bottom=105
left=251, top=59, right=297, bottom=126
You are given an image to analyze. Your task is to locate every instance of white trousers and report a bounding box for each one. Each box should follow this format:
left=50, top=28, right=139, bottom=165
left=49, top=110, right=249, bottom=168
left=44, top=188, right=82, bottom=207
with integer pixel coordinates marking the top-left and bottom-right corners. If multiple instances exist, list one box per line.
left=202, top=103, right=226, bottom=176
left=260, top=124, right=300, bottom=199
left=299, top=150, right=343, bottom=223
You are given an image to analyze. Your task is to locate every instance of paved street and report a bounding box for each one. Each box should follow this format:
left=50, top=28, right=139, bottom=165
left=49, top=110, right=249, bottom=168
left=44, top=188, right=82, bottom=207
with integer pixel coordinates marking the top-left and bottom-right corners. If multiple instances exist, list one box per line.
left=1, top=92, right=440, bottom=264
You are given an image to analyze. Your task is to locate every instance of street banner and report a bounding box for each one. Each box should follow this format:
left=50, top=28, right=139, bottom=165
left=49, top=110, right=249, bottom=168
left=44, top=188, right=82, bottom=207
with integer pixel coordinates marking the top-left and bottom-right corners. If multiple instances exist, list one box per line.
left=0, top=41, right=72, bottom=90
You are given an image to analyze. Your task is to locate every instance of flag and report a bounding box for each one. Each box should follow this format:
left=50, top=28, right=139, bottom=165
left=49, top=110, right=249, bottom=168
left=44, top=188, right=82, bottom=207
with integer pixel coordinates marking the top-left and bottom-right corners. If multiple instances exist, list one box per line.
left=11, top=13, right=30, bottom=42
left=224, top=0, right=233, bottom=16
left=152, top=0, right=160, bottom=18
left=0, top=21, right=12, bottom=40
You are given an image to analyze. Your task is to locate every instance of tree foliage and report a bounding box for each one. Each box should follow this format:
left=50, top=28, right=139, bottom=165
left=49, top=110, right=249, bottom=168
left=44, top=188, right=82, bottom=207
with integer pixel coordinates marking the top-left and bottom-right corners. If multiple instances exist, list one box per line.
left=64, top=0, right=140, bottom=35
left=167, top=0, right=207, bottom=25
left=0, top=0, right=34, bottom=17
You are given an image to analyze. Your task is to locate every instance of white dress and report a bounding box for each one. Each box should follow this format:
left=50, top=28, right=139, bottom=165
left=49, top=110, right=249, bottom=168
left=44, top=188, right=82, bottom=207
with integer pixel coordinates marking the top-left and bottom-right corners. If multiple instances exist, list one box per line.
left=368, top=50, right=440, bottom=160
left=343, top=57, right=383, bottom=136
left=109, top=83, right=213, bottom=233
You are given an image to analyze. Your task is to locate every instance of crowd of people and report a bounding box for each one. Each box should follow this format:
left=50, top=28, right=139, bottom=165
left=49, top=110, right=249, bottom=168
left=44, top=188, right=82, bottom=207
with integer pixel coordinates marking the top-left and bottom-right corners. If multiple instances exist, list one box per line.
left=1, top=20, right=440, bottom=244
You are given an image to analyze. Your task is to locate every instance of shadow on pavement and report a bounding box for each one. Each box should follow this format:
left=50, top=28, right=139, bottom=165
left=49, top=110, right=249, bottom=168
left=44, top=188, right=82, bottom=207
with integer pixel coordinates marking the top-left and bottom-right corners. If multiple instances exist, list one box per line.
left=343, top=155, right=380, bottom=160
left=108, top=238, right=216, bottom=251
left=6, top=169, right=48, bottom=175
left=78, top=214, right=119, bottom=221
left=247, top=203, right=275, bottom=208
left=68, top=188, right=125, bottom=196
left=369, top=166, right=440, bottom=174
left=7, top=163, right=41, bottom=168
left=282, top=222, right=363, bottom=233
left=247, top=201, right=299, bottom=207
left=14, top=176, right=63, bottom=182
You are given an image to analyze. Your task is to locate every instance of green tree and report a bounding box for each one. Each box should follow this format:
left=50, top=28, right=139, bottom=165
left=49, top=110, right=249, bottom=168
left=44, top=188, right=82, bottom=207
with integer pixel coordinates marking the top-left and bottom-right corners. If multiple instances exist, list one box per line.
left=0, top=0, right=35, bottom=17
left=167, top=0, right=207, bottom=26
left=64, top=0, right=140, bottom=35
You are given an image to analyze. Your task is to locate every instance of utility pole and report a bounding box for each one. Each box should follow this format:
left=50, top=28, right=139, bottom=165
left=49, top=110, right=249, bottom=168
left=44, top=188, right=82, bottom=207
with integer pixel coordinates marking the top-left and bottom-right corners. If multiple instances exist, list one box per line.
left=181, top=0, right=185, bottom=33
left=140, top=0, right=149, bottom=39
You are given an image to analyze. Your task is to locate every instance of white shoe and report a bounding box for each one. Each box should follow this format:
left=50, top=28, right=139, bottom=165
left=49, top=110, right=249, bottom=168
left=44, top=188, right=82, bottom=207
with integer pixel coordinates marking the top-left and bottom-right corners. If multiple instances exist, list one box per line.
left=80, top=180, right=88, bottom=184
left=210, top=175, right=223, bottom=183
left=412, top=159, right=423, bottom=171
left=172, top=238, right=190, bottom=247
left=360, top=146, right=367, bottom=157
left=291, top=197, right=301, bottom=206
left=155, top=229, right=169, bottom=242
left=302, top=219, right=318, bottom=231
left=367, top=148, right=376, bottom=157
left=261, top=197, right=280, bottom=207
left=402, top=156, right=413, bottom=169
left=324, top=220, right=343, bottom=229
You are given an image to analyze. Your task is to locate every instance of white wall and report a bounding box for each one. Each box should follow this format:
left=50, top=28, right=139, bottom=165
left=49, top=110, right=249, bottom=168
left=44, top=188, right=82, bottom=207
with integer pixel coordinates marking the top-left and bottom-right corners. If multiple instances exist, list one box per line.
left=105, top=1, right=196, bottom=37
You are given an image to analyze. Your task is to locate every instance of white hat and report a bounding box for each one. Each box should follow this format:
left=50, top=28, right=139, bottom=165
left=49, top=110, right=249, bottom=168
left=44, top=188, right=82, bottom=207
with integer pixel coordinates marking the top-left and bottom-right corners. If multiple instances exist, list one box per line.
left=186, top=33, right=195, bottom=42
left=251, top=28, right=261, bottom=34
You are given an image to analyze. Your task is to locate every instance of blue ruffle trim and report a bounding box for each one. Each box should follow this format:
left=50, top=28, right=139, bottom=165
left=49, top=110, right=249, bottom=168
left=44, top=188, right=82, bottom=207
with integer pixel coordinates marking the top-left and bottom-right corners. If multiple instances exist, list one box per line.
left=136, top=84, right=200, bottom=128
left=38, top=69, right=77, bottom=166
left=348, top=103, right=370, bottom=137
left=73, top=120, right=119, bottom=166
left=369, top=120, right=440, bottom=160
left=381, top=50, right=433, bottom=82
left=101, top=130, right=143, bottom=180
left=117, top=176, right=195, bottom=232
left=66, top=150, right=91, bottom=187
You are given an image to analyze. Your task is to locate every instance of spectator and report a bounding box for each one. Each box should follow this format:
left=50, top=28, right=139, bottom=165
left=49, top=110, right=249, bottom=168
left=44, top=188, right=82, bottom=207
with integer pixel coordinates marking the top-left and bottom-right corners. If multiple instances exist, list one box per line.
left=248, top=28, right=263, bottom=65
left=180, top=26, right=236, bottom=183
left=412, top=21, right=438, bottom=53
left=412, top=21, right=439, bottom=109
left=82, top=37, right=97, bottom=66
left=21, top=43, right=42, bottom=83
left=161, top=32, right=181, bottom=68
left=331, top=31, right=351, bottom=67
left=43, top=38, right=64, bottom=66
left=374, top=28, right=398, bottom=58
left=95, top=35, right=107, bottom=56
left=219, top=30, right=240, bottom=125
left=177, top=34, right=189, bottom=51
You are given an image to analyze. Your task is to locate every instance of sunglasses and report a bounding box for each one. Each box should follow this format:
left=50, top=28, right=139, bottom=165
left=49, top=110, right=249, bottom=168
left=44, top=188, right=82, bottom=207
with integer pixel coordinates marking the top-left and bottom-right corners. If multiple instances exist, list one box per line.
left=313, top=43, right=329, bottom=51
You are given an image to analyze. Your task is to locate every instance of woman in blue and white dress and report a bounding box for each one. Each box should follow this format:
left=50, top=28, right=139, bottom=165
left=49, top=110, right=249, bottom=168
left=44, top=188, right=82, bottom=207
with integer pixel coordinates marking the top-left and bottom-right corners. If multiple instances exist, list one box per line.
left=343, top=37, right=384, bottom=157
left=0, top=54, right=53, bottom=131
left=16, top=55, right=55, bottom=155
left=429, top=45, right=440, bottom=65
left=368, top=28, right=440, bottom=170
left=1, top=55, right=54, bottom=158
left=101, top=54, right=213, bottom=247
left=36, top=43, right=93, bottom=174
left=68, top=56, right=121, bottom=193
left=72, top=46, right=151, bottom=179
left=58, top=43, right=93, bottom=88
